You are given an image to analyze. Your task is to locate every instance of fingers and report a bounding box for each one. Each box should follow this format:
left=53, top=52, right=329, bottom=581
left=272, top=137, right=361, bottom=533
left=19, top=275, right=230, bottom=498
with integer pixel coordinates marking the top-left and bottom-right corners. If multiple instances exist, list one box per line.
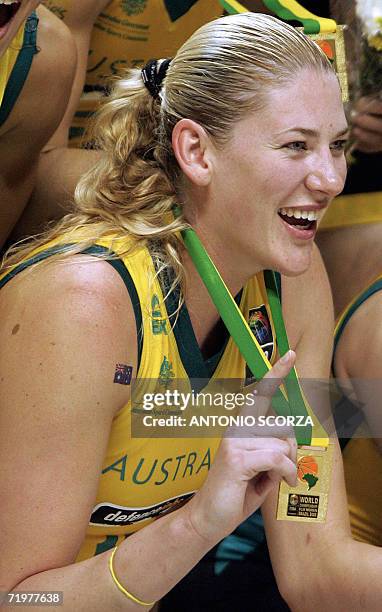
left=355, top=96, right=382, bottom=116
left=352, top=127, right=382, bottom=153
left=238, top=350, right=296, bottom=423
left=241, top=447, right=297, bottom=488
left=254, top=349, right=296, bottom=396
left=239, top=436, right=295, bottom=459
left=351, top=96, right=382, bottom=153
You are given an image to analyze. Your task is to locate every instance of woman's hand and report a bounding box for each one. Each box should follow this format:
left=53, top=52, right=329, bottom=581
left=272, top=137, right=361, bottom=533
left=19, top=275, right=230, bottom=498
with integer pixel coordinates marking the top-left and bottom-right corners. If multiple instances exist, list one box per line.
left=351, top=95, right=382, bottom=153
left=184, top=350, right=297, bottom=545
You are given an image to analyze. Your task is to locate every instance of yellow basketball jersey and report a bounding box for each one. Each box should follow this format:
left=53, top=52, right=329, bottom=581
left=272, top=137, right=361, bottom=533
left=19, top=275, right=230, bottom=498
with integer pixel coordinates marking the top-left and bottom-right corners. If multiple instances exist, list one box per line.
left=0, top=229, right=279, bottom=561
left=320, top=192, right=382, bottom=230
left=0, top=23, right=25, bottom=109
left=334, top=279, right=382, bottom=546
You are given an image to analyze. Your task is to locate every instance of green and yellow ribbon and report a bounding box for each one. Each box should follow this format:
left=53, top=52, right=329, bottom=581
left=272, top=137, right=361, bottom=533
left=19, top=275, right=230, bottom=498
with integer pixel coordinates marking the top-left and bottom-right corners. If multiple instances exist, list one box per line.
left=219, top=0, right=336, bottom=34
left=180, top=220, right=329, bottom=448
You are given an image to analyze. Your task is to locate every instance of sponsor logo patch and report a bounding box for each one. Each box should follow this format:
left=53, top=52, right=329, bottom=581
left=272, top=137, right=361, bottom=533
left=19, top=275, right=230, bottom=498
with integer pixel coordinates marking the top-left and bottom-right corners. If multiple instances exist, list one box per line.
left=90, top=491, right=195, bottom=526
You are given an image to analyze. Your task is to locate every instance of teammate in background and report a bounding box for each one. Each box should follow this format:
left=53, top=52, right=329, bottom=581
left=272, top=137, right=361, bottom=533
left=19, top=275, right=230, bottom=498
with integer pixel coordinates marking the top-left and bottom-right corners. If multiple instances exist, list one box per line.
left=0, top=0, right=76, bottom=247
left=316, top=93, right=382, bottom=549
left=315, top=0, right=382, bottom=549
left=10, top=0, right=224, bottom=241
left=5, top=1, right=113, bottom=244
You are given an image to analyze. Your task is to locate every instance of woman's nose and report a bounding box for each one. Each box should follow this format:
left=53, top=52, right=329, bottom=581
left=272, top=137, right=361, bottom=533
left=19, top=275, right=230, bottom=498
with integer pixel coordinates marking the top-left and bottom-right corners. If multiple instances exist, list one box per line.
left=305, top=153, right=346, bottom=198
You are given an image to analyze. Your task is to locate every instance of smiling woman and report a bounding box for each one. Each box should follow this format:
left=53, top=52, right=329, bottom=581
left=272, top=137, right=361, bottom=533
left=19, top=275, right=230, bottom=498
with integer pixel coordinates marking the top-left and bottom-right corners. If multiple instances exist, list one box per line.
left=1, top=11, right=381, bottom=612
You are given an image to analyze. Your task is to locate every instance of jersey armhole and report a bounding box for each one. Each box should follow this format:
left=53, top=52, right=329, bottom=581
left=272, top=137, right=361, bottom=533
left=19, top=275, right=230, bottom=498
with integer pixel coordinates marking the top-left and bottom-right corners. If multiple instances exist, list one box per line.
left=83, top=246, right=143, bottom=370
left=0, top=244, right=143, bottom=370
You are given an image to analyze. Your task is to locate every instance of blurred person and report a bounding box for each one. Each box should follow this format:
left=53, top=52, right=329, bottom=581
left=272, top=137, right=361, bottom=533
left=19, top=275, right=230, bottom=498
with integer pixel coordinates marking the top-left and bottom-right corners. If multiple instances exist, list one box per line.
left=11, top=0, right=224, bottom=240
left=0, top=0, right=76, bottom=247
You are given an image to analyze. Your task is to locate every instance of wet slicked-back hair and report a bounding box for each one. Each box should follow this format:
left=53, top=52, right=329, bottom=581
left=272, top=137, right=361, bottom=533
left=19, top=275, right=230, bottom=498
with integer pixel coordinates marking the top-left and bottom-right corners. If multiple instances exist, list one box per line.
left=3, top=13, right=333, bottom=296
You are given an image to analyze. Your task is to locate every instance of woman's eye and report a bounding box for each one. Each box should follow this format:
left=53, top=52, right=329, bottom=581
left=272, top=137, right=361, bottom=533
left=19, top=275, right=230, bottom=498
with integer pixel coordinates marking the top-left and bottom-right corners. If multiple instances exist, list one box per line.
left=284, top=141, right=307, bottom=152
left=330, top=139, right=348, bottom=152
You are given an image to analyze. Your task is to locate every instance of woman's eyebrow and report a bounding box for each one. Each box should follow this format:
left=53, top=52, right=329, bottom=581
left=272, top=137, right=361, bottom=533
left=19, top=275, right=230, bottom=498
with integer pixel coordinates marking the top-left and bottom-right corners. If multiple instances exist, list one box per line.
left=275, top=126, right=349, bottom=138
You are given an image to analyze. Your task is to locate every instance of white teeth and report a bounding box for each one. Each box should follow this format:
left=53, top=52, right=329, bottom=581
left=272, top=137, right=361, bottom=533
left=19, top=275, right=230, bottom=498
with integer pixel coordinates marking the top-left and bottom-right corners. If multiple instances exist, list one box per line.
left=279, top=208, right=318, bottom=221
left=0, top=1, right=20, bottom=5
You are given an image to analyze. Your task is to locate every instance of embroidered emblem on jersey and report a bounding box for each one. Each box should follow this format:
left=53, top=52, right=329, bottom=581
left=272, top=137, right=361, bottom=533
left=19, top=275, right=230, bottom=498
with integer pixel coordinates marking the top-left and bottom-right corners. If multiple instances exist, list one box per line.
left=121, top=0, right=147, bottom=16
left=163, top=0, right=199, bottom=22
left=159, top=356, right=175, bottom=387
left=90, top=491, right=195, bottom=526
left=248, top=305, right=274, bottom=361
left=151, top=294, right=168, bottom=335
left=246, top=305, right=275, bottom=382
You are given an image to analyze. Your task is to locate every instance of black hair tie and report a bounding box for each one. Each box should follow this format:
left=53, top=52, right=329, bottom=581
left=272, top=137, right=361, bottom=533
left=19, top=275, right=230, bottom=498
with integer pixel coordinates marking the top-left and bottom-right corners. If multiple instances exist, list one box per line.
left=141, top=58, right=172, bottom=100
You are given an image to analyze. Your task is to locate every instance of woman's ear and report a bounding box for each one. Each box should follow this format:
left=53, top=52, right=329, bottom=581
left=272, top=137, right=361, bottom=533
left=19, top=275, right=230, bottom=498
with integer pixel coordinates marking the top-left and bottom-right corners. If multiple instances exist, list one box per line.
left=172, top=119, right=213, bottom=186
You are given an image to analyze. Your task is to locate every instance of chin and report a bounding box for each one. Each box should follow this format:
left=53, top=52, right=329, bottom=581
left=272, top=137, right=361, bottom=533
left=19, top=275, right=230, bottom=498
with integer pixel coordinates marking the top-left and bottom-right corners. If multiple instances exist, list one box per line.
left=272, top=246, right=313, bottom=277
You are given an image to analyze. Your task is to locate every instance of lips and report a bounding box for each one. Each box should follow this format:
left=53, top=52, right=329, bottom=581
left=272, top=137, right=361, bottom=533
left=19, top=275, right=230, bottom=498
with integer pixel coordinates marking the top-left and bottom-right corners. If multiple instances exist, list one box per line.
left=0, top=1, right=21, bottom=29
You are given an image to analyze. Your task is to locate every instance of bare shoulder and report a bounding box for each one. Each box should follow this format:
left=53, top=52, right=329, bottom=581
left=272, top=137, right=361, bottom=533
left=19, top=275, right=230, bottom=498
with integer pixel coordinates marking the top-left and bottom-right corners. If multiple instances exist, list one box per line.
left=43, top=0, right=111, bottom=28
left=0, top=255, right=137, bottom=590
left=335, top=288, right=382, bottom=380
left=0, top=253, right=138, bottom=416
left=0, top=253, right=135, bottom=341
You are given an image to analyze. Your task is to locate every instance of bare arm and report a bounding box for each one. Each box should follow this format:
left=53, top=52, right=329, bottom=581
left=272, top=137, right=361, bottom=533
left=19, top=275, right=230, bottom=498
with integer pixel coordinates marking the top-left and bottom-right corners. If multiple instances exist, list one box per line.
left=335, top=292, right=382, bottom=453
left=0, top=5, right=76, bottom=246
left=263, top=246, right=382, bottom=611
left=14, top=1, right=110, bottom=240
left=41, top=0, right=111, bottom=150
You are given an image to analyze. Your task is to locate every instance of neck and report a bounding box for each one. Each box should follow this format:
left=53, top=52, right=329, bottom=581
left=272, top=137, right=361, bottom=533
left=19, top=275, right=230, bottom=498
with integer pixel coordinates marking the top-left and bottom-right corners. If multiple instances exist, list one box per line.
left=182, top=191, right=263, bottom=296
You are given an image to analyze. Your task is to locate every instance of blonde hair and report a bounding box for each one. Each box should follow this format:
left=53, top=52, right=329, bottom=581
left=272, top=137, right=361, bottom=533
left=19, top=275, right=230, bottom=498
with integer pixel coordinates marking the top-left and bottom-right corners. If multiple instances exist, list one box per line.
left=2, top=12, right=333, bottom=295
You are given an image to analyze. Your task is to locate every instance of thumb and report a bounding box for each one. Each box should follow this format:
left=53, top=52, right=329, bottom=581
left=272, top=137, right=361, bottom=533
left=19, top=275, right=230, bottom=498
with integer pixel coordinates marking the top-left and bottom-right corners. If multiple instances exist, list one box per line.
left=254, top=350, right=296, bottom=399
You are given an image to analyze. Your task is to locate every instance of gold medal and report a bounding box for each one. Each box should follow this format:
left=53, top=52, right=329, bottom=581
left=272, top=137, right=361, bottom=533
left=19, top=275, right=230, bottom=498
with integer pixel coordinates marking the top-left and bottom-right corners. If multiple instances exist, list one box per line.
left=306, top=26, right=349, bottom=102
left=277, top=444, right=334, bottom=522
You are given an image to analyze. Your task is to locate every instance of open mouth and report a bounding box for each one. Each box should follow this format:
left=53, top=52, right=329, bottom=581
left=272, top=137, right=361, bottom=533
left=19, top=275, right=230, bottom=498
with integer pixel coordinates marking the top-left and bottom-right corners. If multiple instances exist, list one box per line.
left=278, top=207, right=318, bottom=233
left=0, top=1, right=21, bottom=32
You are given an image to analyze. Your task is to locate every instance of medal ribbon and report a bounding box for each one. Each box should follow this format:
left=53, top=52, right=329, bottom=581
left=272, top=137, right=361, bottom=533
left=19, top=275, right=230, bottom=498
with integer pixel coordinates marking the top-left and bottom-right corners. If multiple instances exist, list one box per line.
left=219, top=0, right=336, bottom=34
left=180, top=222, right=329, bottom=447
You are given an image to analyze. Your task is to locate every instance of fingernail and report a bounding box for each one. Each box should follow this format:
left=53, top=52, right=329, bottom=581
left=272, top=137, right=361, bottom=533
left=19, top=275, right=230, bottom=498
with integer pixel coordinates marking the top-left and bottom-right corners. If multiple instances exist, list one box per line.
left=280, top=350, right=293, bottom=364
left=350, top=109, right=358, bottom=119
